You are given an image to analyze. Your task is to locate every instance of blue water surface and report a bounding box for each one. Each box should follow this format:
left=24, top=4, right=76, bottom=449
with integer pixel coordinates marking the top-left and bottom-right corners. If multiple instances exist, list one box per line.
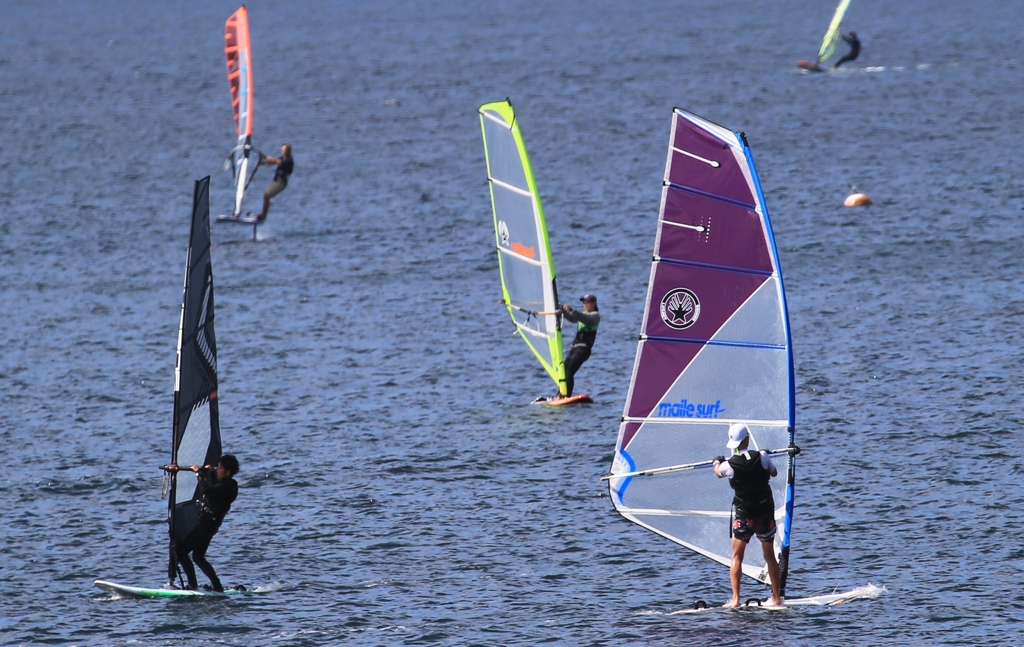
left=2, top=0, right=1023, bottom=645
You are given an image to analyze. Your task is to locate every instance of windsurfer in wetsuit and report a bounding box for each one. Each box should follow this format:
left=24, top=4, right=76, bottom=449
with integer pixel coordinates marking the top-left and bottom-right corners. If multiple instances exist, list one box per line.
left=833, top=31, right=860, bottom=68
left=558, top=294, right=600, bottom=398
left=712, top=424, right=784, bottom=608
left=175, top=454, right=239, bottom=592
left=255, top=144, right=293, bottom=222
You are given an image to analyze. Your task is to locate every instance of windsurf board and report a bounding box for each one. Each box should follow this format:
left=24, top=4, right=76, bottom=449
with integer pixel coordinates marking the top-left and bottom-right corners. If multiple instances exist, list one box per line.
left=536, top=394, right=593, bottom=406
left=217, top=214, right=262, bottom=224
left=797, top=60, right=827, bottom=72
left=95, top=579, right=247, bottom=599
left=670, top=584, right=885, bottom=614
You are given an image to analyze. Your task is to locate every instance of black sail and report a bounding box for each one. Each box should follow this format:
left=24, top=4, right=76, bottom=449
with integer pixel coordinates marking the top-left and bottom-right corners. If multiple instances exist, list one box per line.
left=167, top=177, right=222, bottom=582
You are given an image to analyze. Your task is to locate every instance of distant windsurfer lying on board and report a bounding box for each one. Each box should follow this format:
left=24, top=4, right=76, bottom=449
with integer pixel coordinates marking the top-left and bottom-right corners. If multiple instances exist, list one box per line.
left=834, top=31, right=860, bottom=68
left=175, top=454, right=239, bottom=592
left=251, top=144, right=293, bottom=222
left=713, top=424, right=784, bottom=608
left=558, top=294, right=600, bottom=398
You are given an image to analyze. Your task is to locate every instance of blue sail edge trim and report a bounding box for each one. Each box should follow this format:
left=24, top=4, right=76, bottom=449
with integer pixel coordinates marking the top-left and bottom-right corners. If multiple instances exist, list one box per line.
left=610, top=448, right=636, bottom=505
left=740, top=135, right=797, bottom=591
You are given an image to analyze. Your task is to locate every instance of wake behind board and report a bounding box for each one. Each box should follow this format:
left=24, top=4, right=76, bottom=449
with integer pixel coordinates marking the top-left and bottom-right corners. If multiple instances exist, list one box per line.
left=534, top=394, right=594, bottom=406
left=217, top=214, right=262, bottom=225
left=782, top=583, right=885, bottom=606
left=95, top=579, right=246, bottom=599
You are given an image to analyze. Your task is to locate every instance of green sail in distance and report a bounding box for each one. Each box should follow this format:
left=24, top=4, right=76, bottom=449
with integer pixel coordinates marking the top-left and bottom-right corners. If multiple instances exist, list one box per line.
left=479, top=99, right=566, bottom=396
left=817, top=0, right=852, bottom=63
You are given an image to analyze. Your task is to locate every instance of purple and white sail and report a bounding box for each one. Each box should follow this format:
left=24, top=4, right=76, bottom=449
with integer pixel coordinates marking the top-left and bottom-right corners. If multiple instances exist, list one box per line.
left=607, top=109, right=797, bottom=588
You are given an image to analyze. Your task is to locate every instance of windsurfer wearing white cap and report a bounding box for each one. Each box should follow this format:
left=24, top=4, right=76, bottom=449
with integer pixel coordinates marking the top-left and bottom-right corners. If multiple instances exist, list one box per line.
left=558, top=294, right=600, bottom=398
left=712, top=423, right=784, bottom=607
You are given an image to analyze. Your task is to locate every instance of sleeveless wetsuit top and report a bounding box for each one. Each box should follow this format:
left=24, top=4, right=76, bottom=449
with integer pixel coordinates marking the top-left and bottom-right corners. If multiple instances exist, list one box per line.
left=727, top=451, right=774, bottom=516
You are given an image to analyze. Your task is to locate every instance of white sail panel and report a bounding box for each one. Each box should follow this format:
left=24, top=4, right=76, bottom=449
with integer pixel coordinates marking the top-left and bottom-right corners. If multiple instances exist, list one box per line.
left=611, top=420, right=791, bottom=583
left=174, top=399, right=213, bottom=505
left=653, top=344, right=790, bottom=423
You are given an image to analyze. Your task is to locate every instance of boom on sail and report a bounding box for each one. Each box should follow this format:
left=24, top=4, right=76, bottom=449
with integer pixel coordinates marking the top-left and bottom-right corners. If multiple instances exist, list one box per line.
left=606, top=109, right=798, bottom=590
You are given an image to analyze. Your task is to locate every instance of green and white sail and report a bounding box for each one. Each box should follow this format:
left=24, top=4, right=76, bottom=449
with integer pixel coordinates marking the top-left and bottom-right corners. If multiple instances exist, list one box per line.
left=817, top=0, right=852, bottom=64
left=479, top=99, right=566, bottom=396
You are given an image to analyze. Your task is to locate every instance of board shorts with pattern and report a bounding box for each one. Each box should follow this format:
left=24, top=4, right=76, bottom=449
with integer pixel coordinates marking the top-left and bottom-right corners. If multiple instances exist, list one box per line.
left=265, top=180, right=287, bottom=199
left=732, top=511, right=776, bottom=544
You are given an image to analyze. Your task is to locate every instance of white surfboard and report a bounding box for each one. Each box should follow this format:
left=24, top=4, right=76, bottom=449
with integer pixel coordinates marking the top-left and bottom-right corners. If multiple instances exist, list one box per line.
left=217, top=214, right=262, bottom=224
left=669, top=584, right=885, bottom=614
left=94, top=579, right=246, bottom=599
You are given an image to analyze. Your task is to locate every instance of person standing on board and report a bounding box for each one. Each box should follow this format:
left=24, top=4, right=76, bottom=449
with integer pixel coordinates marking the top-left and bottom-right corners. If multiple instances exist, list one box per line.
left=253, top=144, right=293, bottom=222
left=712, top=424, right=784, bottom=607
left=833, top=31, right=860, bottom=68
left=175, top=454, right=240, bottom=592
left=558, top=294, right=600, bottom=398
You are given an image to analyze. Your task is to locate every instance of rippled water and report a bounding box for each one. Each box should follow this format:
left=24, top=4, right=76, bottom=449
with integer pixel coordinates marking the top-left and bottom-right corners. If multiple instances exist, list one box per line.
left=3, top=0, right=1024, bottom=645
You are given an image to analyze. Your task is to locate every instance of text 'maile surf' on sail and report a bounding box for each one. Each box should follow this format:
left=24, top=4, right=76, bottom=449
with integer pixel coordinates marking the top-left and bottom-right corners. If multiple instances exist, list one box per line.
left=479, top=99, right=567, bottom=397
left=167, top=176, right=223, bottom=584
left=606, top=109, right=798, bottom=590
left=224, top=7, right=257, bottom=217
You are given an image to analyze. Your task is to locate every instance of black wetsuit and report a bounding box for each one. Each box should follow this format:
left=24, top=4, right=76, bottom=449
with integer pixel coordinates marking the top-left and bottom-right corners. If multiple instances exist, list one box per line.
left=274, top=155, right=294, bottom=186
left=834, top=33, right=860, bottom=68
left=176, top=468, right=238, bottom=591
left=561, top=308, right=600, bottom=397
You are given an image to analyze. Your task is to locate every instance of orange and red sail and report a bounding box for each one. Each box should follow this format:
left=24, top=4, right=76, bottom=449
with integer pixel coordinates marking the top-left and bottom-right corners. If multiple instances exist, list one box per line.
left=224, top=7, right=255, bottom=217
left=224, top=7, right=252, bottom=139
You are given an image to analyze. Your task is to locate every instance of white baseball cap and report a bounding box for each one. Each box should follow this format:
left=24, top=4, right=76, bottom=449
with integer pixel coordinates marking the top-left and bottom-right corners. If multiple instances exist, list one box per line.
left=726, top=423, right=749, bottom=449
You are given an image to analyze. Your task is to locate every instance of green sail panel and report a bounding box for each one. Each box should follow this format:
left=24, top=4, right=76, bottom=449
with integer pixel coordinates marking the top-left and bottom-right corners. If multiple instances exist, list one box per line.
left=479, top=99, right=566, bottom=395
left=817, top=0, right=852, bottom=63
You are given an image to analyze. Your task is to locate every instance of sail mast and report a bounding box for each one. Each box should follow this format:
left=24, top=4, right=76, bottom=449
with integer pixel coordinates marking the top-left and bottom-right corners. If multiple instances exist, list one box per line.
left=167, top=236, right=188, bottom=584
left=479, top=99, right=566, bottom=396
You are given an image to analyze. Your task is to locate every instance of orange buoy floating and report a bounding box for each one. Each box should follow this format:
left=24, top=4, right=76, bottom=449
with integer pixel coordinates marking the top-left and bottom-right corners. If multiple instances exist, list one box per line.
left=844, top=193, right=871, bottom=207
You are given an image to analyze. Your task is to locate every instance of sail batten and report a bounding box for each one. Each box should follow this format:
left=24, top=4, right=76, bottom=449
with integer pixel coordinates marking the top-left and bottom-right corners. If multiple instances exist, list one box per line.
left=479, top=99, right=566, bottom=395
left=609, top=109, right=796, bottom=589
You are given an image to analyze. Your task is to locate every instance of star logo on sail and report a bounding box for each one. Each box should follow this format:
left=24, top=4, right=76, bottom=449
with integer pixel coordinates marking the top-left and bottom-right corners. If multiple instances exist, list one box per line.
left=498, top=219, right=537, bottom=259
left=660, top=288, right=700, bottom=329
